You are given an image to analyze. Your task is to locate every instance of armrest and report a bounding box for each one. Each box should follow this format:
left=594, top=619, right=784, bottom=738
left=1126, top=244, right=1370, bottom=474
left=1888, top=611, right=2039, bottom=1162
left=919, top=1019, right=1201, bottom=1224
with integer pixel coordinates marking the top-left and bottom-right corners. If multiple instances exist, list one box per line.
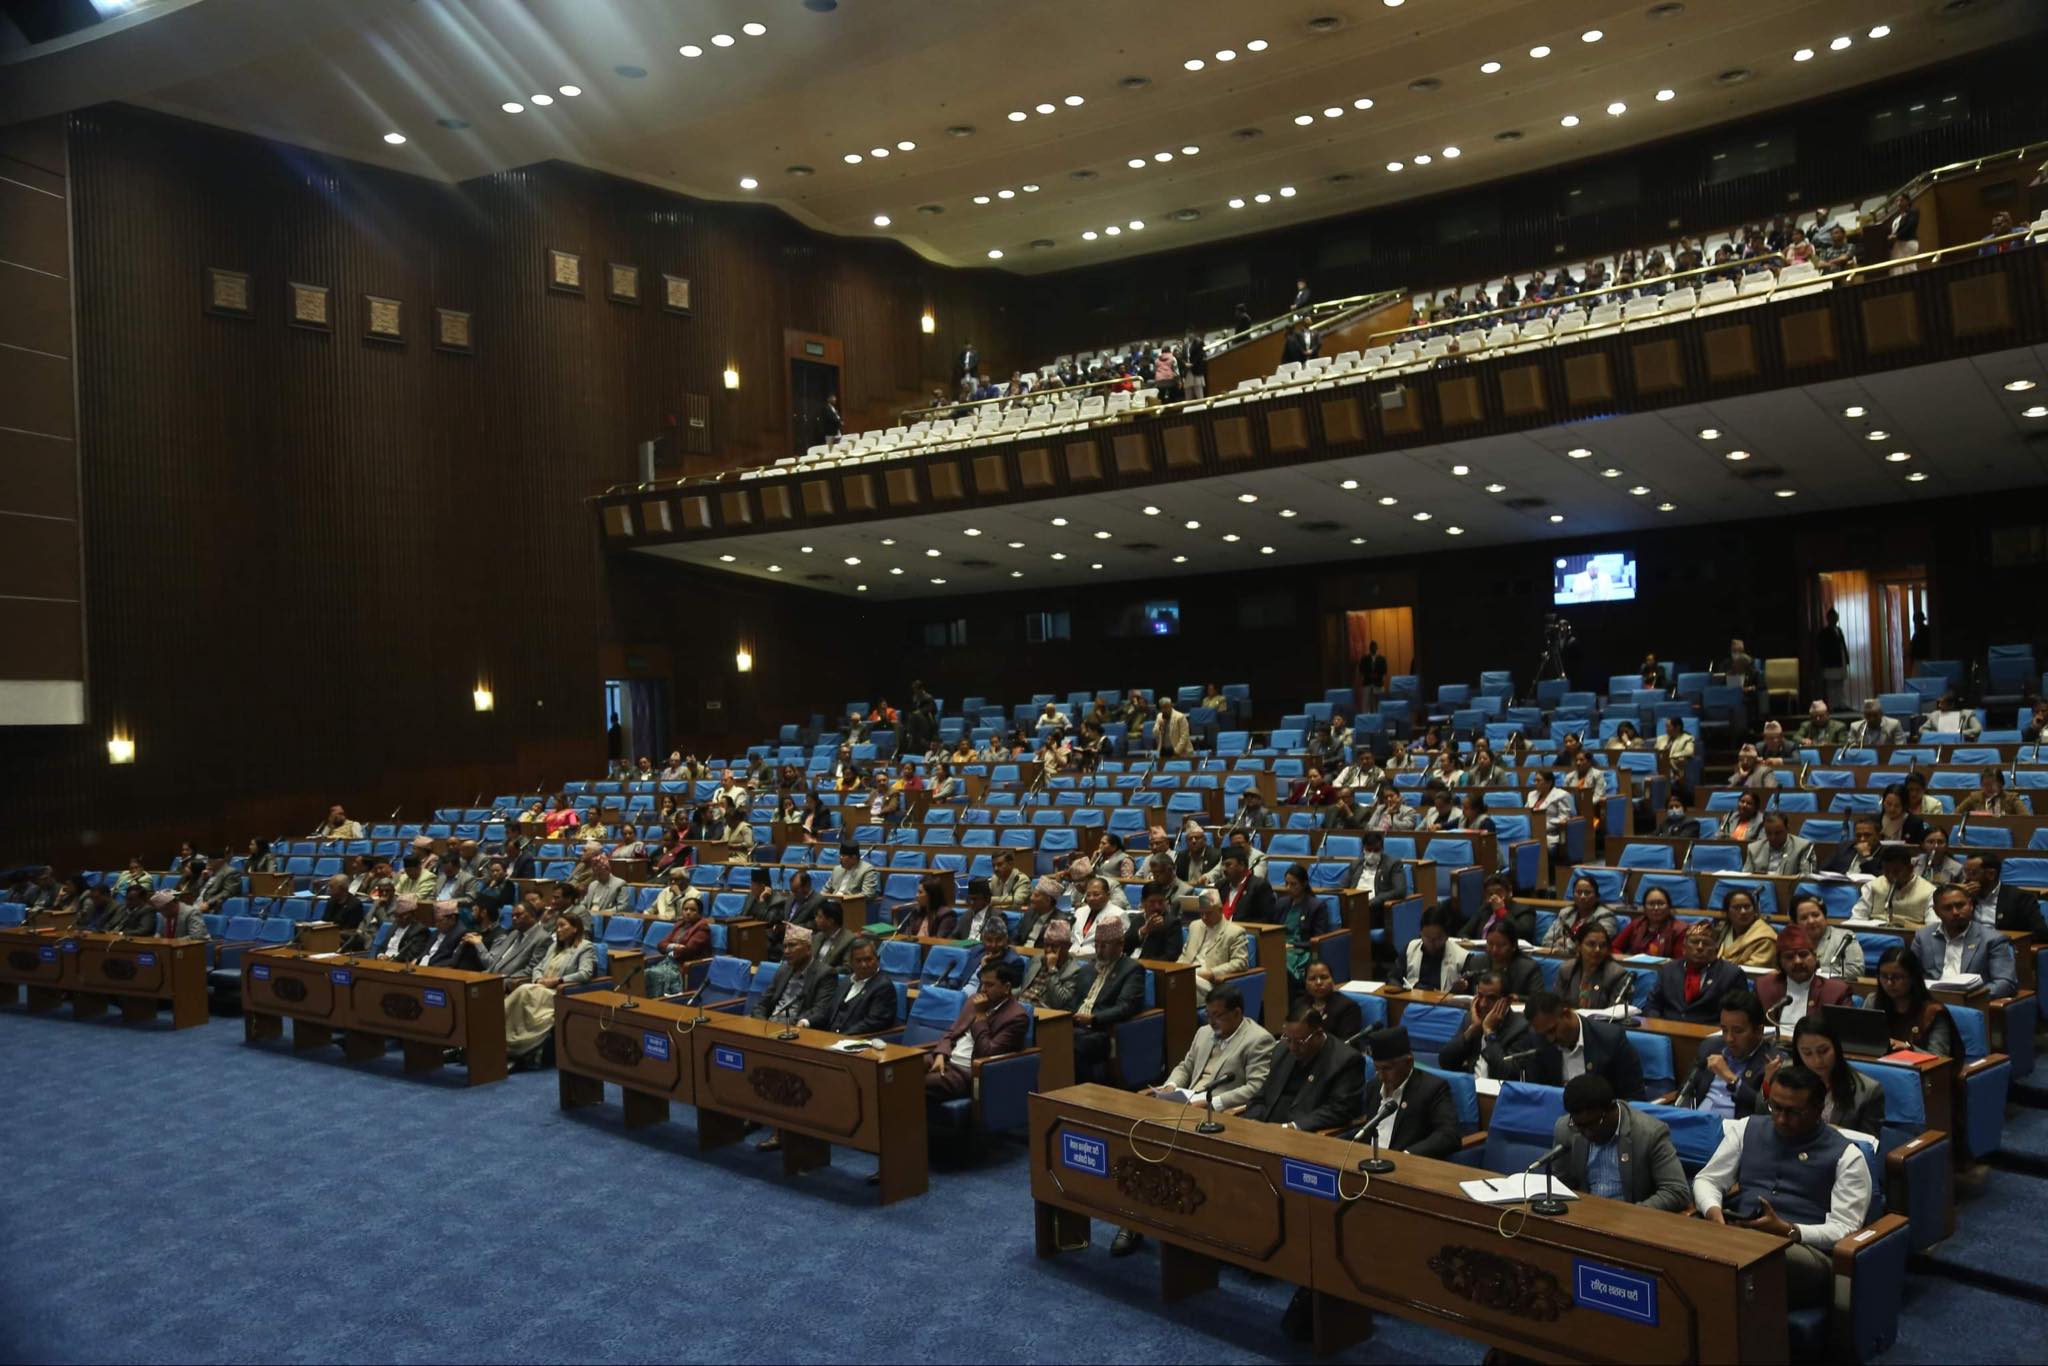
left=1883, top=1127, right=1954, bottom=1249
left=1110, top=1008, right=1167, bottom=1088
left=971, top=1049, right=1042, bottom=1131
left=1832, top=1213, right=1912, bottom=1362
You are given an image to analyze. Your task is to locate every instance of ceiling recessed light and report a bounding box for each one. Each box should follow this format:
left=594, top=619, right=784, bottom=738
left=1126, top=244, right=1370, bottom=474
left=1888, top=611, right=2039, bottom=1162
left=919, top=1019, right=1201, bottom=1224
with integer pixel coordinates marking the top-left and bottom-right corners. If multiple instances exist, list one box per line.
left=1628, top=485, right=1650, bottom=496
left=2004, top=379, right=2038, bottom=392
left=1105, top=225, right=1121, bottom=235
left=1237, top=493, right=1258, bottom=503
left=1442, top=146, right=1461, bottom=158
left=501, top=101, right=525, bottom=113
left=1051, top=552, right=1067, bottom=561
left=1606, top=101, right=1627, bottom=116
left=1583, top=28, right=1604, bottom=42
left=973, top=195, right=991, bottom=205
left=1530, top=44, right=1552, bottom=58
left=1089, top=563, right=1104, bottom=570
left=2023, top=406, right=2048, bottom=418
left=1560, top=114, right=1580, bottom=127
left=1021, top=183, right=1040, bottom=192
left=1247, top=38, right=1268, bottom=51
left=1259, top=545, right=1277, bottom=555
left=711, top=33, right=736, bottom=47
left=997, top=189, right=1015, bottom=199
left=800, top=545, right=813, bottom=554
left=1010, top=570, right=1023, bottom=578
left=1865, top=429, right=1889, bottom=441
left=1413, top=154, right=1433, bottom=165
left=1227, top=198, right=1245, bottom=209
left=870, top=147, right=890, bottom=158
left=843, top=555, right=860, bottom=565
left=844, top=153, right=863, bottom=164
left=1567, top=447, right=1592, bottom=459
left=739, top=176, right=758, bottom=189
left=1277, top=508, right=1298, bottom=518
left=1007, top=540, right=1025, bottom=549
left=1127, top=157, right=1147, bottom=169
left=1064, top=94, right=1085, bottom=106
left=1385, top=161, right=1404, bottom=173
left=1082, top=230, right=1098, bottom=240
left=1184, top=519, right=1201, bottom=530
left=718, top=554, right=735, bottom=563
left=1295, top=114, right=1316, bottom=126
left=1215, top=48, right=1237, bottom=61
left=1842, top=404, right=1866, bottom=417
left=1349, top=536, right=1367, bottom=546
left=1725, top=449, right=1751, bottom=461
left=1093, top=530, right=1112, bottom=540
left=987, top=249, right=1004, bottom=259
left=766, top=564, right=782, bottom=573
left=1222, top=533, right=1241, bottom=543
left=383, top=132, right=407, bottom=145
left=1793, top=47, right=1814, bottom=61
left=1180, top=146, right=1201, bottom=157
left=743, top=21, right=767, bottom=36
left=856, top=584, right=868, bottom=592
left=1323, top=107, right=1344, bottom=119
left=1869, top=24, right=1891, bottom=39
left=1600, top=467, right=1622, bottom=478
left=1008, top=111, right=1028, bottom=122
left=529, top=93, right=552, bottom=105
left=1658, top=501, right=1676, bottom=512
left=1340, top=479, right=1359, bottom=490
left=1447, top=526, right=1465, bottom=535
left=1036, top=102, right=1055, bottom=115
left=1485, top=482, right=1506, bottom=493
left=1697, top=427, right=1720, bottom=440
left=1412, top=512, right=1432, bottom=522
left=872, top=215, right=891, bottom=227
left=1905, top=472, right=1928, bottom=482
left=1277, top=187, right=1296, bottom=198
left=880, top=537, right=897, bottom=546
left=930, top=577, right=947, bottom=585
left=925, top=548, right=941, bottom=557
left=1829, top=35, right=1851, bottom=51
left=1185, top=58, right=1206, bottom=71
left=1549, top=514, right=1565, bottom=523
left=1050, top=517, right=1068, bottom=526
left=1354, top=97, right=1376, bottom=110
left=1142, top=505, right=1161, bottom=515
left=1656, top=88, right=1675, bottom=101
left=1450, top=464, right=1470, bottom=476
left=1481, top=60, right=1502, bottom=74
left=1775, top=489, right=1798, bottom=498
left=1172, top=554, right=1188, bottom=563
left=1885, top=451, right=1911, bottom=463
left=679, top=44, right=703, bottom=57
left=1154, top=151, right=1174, bottom=162
left=1378, top=495, right=1398, bottom=506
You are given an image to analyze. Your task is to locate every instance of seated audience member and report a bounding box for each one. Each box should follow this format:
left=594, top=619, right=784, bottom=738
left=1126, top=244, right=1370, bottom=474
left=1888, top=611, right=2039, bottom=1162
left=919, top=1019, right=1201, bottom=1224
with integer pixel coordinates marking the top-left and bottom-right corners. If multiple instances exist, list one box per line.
left=1524, top=768, right=1575, bottom=850
left=802, top=935, right=897, bottom=1036
left=1912, top=883, right=2018, bottom=998
left=1956, top=767, right=2031, bottom=818
left=1400, top=904, right=1458, bottom=990
left=1069, top=916, right=1146, bottom=1083
left=1657, top=717, right=1697, bottom=766
left=1130, top=881, right=1186, bottom=961
left=1555, top=924, right=1633, bottom=1010
left=807, top=898, right=853, bottom=973
left=1300, top=960, right=1361, bottom=1041
left=1790, top=1015, right=1886, bottom=1136
left=1346, top=1026, right=1459, bottom=1159
left=1460, top=873, right=1536, bottom=944
left=577, top=854, right=630, bottom=915
left=1646, top=921, right=1748, bottom=1022
left=1174, top=826, right=1221, bottom=885
left=1855, top=843, right=1935, bottom=928
left=1019, top=919, right=1089, bottom=1007
left=1563, top=749, right=1608, bottom=801
left=502, top=913, right=596, bottom=1065
left=1510, top=992, right=1646, bottom=1099
left=954, top=878, right=1004, bottom=940
left=1961, top=856, right=2046, bottom=935
left=1871, top=946, right=1959, bottom=1057
left=649, top=865, right=694, bottom=920
left=987, top=848, right=1032, bottom=908
left=1655, top=786, right=1702, bottom=839
left=1552, top=1074, right=1691, bottom=1211
left=1822, top=817, right=1884, bottom=876
left=1366, top=783, right=1418, bottom=833
left=1213, top=848, right=1276, bottom=922
left=1679, top=992, right=1782, bottom=1116
left=393, top=853, right=440, bottom=904
left=1112, top=982, right=1274, bottom=1257
left=1069, top=875, right=1131, bottom=958
left=1924, top=692, right=1980, bottom=739
left=1850, top=698, right=1904, bottom=747
left=1276, top=865, right=1334, bottom=989
left=1541, top=874, right=1619, bottom=949
left=1611, top=885, right=1689, bottom=959
left=315, top=804, right=365, bottom=840
left=1717, top=790, right=1766, bottom=843
left=147, top=889, right=208, bottom=941
left=1452, top=920, right=1542, bottom=999
left=472, top=860, right=517, bottom=921
left=1437, top=970, right=1535, bottom=1077
left=1754, top=927, right=1852, bottom=1028
left=1916, top=827, right=1963, bottom=888
left=962, top=918, right=1026, bottom=991
left=375, top=897, right=431, bottom=963
left=113, top=883, right=159, bottom=934
left=417, top=900, right=484, bottom=970
left=823, top=843, right=880, bottom=900
left=1694, top=1064, right=1873, bottom=1311
left=1238, top=1005, right=1365, bottom=1131
left=752, top=925, right=837, bottom=1026
left=1793, top=700, right=1846, bottom=745
left=1014, top=877, right=1072, bottom=949
left=74, top=885, right=119, bottom=933
left=1786, top=894, right=1863, bottom=983
left=922, top=962, right=1028, bottom=1102
left=1744, top=811, right=1815, bottom=875
left=1346, top=830, right=1409, bottom=914
left=644, top=897, right=713, bottom=996
left=894, top=875, right=958, bottom=940
left=480, top=897, right=551, bottom=983
left=1715, top=888, right=1779, bottom=969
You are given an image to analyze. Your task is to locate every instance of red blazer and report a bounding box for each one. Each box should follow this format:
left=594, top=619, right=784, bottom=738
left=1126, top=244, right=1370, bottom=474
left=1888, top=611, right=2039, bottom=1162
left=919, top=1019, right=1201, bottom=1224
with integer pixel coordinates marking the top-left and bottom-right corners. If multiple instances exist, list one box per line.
left=659, top=918, right=712, bottom=962
left=931, top=996, right=1028, bottom=1065
left=1753, top=972, right=1852, bottom=1014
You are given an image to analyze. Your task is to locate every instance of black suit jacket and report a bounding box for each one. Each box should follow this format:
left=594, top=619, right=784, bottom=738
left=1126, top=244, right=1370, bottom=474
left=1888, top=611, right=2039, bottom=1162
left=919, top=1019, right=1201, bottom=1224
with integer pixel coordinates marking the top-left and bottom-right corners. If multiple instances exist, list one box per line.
left=417, top=929, right=484, bottom=972
left=1074, top=954, right=1147, bottom=1030
left=753, top=958, right=837, bottom=1023
left=1460, top=904, right=1538, bottom=944
left=378, top=923, right=431, bottom=964
left=1222, top=875, right=1277, bottom=925
left=1522, top=1019, right=1646, bottom=1100
left=822, top=973, right=898, bottom=1035
left=1437, top=1011, right=1535, bottom=1074
left=1357, top=1070, right=1461, bottom=1159
left=1244, top=1036, right=1364, bottom=1130
left=786, top=892, right=827, bottom=929
left=1994, top=885, right=2046, bottom=936
left=1315, top=992, right=1363, bottom=1044
left=1644, top=959, right=1747, bottom=1025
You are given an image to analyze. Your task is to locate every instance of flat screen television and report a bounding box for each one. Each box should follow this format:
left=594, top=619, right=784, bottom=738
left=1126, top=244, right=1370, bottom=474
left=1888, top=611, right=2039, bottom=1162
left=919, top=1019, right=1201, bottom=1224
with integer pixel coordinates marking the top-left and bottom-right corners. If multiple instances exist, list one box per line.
left=1553, top=551, right=1637, bottom=605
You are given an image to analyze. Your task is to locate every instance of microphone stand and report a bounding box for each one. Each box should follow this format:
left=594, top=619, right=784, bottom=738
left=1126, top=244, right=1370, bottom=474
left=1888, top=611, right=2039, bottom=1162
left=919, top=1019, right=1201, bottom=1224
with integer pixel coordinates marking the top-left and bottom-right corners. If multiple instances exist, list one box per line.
left=1194, top=1070, right=1237, bottom=1135
left=1359, top=1097, right=1398, bottom=1174
left=1529, top=1149, right=1568, bottom=1217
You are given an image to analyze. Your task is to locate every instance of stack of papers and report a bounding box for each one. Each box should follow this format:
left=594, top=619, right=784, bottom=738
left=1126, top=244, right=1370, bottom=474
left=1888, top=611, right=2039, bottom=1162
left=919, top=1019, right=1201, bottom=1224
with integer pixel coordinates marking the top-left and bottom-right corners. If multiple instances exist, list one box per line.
left=1841, top=917, right=1889, bottom=929
left=1460, top=1174, right=1580, bottom=1205
left=1339, top=980, right=1389, bottom=995
left=1929, top=973, right=1984, bottom=991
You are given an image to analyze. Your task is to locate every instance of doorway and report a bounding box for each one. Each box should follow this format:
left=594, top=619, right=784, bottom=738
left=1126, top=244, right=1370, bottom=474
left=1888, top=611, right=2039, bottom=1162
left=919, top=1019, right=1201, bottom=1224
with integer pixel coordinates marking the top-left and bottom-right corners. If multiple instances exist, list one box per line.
left=1814, top=568, right=1928, bottom=702
left=789, top=358, right=841, bottom=455
left=604, top=678, right=670, bottom=772
left=1345, top=607, right=1415, bottom=714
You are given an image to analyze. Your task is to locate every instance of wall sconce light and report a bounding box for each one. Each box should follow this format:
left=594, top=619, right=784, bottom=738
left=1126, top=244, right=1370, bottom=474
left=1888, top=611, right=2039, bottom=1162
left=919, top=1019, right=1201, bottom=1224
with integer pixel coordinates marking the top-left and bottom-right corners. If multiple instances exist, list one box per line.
left=734, top=647, right=754, bottom=673
left=107, top=734, right=136, bottom=765
left=722, top=365, right=741, bottom=390
left=920, top=312, right=936, bottom=335
left=472, top=686, right=495, bottom=712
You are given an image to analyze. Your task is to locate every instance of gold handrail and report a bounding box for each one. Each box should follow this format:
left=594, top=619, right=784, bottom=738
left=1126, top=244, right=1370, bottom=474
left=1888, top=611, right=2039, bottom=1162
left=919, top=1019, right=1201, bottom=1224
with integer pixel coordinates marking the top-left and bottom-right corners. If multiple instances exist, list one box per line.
left=1886, top=137, right=2048, bottom=211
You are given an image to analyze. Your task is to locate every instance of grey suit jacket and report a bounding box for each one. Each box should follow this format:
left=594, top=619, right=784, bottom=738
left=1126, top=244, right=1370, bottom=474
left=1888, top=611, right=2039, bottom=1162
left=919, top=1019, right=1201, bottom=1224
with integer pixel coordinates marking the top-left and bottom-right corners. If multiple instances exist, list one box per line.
left=485, top=923, right=552, bottom=981
left=578, top=877, right=630, bottom=914
left=1912, top=922, right=2019, bottom=999
left=158, top=904, right=210, bottom=940
left=530, top=939, right=596, bottom=986
left=1744, top=834, right=1815, bottom=876
left=1549, top=1102, right=1691, bottom=1210
left=1163, top=1019, right=1275, bottom=1111
left=1345, top=853, right=1408, bottom=904
left=825, top=862, right=880, bottom=899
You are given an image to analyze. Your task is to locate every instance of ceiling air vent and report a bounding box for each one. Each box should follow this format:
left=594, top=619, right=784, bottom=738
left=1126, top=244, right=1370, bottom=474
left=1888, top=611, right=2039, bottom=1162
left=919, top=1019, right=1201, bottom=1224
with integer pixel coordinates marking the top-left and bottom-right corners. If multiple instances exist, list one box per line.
left=1494, top=129, right=1525, bottom=143
left=1125, top=542, right=1160, bottom=552
left=1645, top=2, right=1686, bottom=19
left=785, top=164, right=815, bottom=177
left=1716, top=68, right=1754, bottom=86
left=1301, top=520, right=1343, bottom=532
left=959, top=559, right=994, bottom=568
left=1504, top=496, right=1549, bottom=511
left=1308, top=15, right=1346, bottom=33
left=1172, top=208, right=1201, bottom=222
left=945, top=125, right=975, bottom=138
left=1230, top=127, right=1265, bottom=142
left=1324, top=172, right=1357, bottom=185
left=1069, top=168, right=1100, bottom=181
left=1730, top=464, right=1787, bottom=481
left=1118, top=75, right=1152, bottom=90
left=917, top=204, right=943, bottom=216
left=1409, top=77, right=1443, bottom=94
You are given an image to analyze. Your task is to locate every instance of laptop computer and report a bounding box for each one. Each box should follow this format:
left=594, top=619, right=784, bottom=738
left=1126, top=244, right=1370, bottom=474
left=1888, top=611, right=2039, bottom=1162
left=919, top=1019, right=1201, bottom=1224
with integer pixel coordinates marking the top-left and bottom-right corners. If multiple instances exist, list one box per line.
left=1814, top=1003, right=1892, bottom=1057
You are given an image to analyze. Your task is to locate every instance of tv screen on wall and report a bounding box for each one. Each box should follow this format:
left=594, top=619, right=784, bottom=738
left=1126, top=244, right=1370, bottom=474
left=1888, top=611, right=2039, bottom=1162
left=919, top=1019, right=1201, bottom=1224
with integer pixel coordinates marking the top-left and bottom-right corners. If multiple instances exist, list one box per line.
left=1553, top=551, right=1637, bottom=605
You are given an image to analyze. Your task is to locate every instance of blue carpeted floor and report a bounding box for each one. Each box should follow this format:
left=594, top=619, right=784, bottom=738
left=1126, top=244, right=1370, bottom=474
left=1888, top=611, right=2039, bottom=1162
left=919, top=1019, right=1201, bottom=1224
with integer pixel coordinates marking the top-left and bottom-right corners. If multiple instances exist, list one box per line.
left=2, top=1005, right=2043, bottom=1363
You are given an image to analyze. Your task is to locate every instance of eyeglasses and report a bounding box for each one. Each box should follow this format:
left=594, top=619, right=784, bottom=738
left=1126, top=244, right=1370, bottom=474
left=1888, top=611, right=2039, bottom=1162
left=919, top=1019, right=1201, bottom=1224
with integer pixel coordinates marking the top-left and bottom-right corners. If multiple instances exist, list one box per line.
left=1765, top=1100, right=1818, bottom=1118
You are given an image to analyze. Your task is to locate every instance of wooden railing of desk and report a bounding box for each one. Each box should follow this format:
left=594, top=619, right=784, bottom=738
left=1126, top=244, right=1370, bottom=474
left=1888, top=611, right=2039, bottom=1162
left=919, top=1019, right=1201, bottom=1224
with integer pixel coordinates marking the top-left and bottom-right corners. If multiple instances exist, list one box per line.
left=0, top=928, right=209, bottom=1029
left=241, top=948, right=508, bottom=1085
left=1031, top=1084, right=1790, bottom=1363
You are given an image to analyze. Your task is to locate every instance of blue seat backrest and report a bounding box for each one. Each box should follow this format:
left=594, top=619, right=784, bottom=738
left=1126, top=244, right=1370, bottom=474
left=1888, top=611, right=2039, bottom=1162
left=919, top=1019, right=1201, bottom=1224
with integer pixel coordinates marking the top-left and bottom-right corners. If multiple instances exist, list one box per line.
left=1708, top=877, right=1778, bottom=918
left=1572, top=866, right=1625, bottom=901
left=1633, top=1102, right=1726, bottom=1171
left=1481, top=1082, right=1569, bottom=1173
left=1622, top=1030, right=1675, bottom=1096
left=920, top=945, right=971, bottom=988
left=1419, top=1064, right=1481, bottom=1132
left=1402, top=1004, right=1466, bottom=1062
left=878, top=939, right=923, bottom=982
left=1947, top=1004, right=1989, bottom=1062
left=904, top=986, right=965, bottom=1046
left=1617, top=843, right=1675, bottom=869
left=1636, top=873, right=1700, bottom=908
left=705, top=955, right=753, bottom=996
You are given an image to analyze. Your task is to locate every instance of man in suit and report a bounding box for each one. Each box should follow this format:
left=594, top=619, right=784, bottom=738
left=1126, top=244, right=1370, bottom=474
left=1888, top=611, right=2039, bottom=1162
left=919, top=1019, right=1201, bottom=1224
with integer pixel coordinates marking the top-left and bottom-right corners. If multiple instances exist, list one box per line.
left=752, top=924, right=837, bottom=1026
left=1174, top=826, right=1221, bottom=886
left=1215, top=850, right=1276, bottom=924
left=955, top=878, right=1006, bottom=940
left=809, top=899, right=854, bottom=973
left=319, top=874, right=365, bottom=944
left=577, top=854, right=631, bottom=917
left=808, top=936, right=897, bottom=1035
left=1177, top=888, right=1249, bottom=1003
left=1744, top=811, right=1815, bottom=876
left=374, top=896, right=432, bottom=964
left=1552, top=1075, right=1691, bottom=1210
left=417, top=900, right=485, bottom=971
left=1240, top=1005, right=1365, bottom=1130
left=1961, top=856, right=2047, bottom=936
left=987, top=850, right=1032, bottom=909
left=1677, top=992, right=1782, bottom=1116
left=736, top=866, right=788, bottom=954
left=1849, top=698, right=1905, bottom=747
left=480, top=898, right=551, bottom=983
left=1069, top=915, right=1148, bottom=1084
left=1399, top=904, right=1459, bottom=991
left=1349, top=1026, right=1459, bottom=1158
left=1515, top=992, right=1645, bottom=1100
left=1357, top=640, right=1387, bottom=715
left=1460, top=873, right=1536, bottom=944
left=1147, top=982, right=1273, bottom=1112
left=1069, top=875, right=1130, bottom=959
left=1155, top=697, right=1192, bottom=758
left=1437, top=970, right=1538, bottom=1076
left=823, top=842, right=880, bottom=902
left=194, top=857, right=243, bottom=911
left=783, top=870, right=827, bottom=930
left=1915, top=884, right=2020, bottom=998
left=922, top=961, right=1029, bottom=1102
left=957, top=341, right=978, bottom=382
left=1793, top=699, right=1847, bottom=745
left=1754, top=927, right=1853, bottom=1028
left=1821, top=817, right=1883, bottom=876
left=1644, top=921, right=1748, bottom=1023
left=1346, top=831, right=1409, bottom=918
left=436, top=857, right=479, bottom=908
left=147, top=890, right=210, bottom=941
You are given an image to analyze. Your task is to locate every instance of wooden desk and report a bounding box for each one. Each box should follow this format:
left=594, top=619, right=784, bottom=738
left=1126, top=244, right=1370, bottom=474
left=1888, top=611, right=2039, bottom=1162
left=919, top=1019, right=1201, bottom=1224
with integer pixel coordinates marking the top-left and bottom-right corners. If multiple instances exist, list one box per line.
left=556, top=988, right=702, bottom=1127
left=1239, top=921, right=1288, bottom=1030
left=1139, top=959, right=1197, bottom=1069
left=690, top=1014, right=931, bottom=1203
left=16, top=908, right=77, bottom=932
left=0, top=929, right=208, bottom=1029
left=1031, top=1084, right=1789, bottom=1363
left=241, top=948, right=508, bottom=1085
left=0, top=926, right=74, bottom=1010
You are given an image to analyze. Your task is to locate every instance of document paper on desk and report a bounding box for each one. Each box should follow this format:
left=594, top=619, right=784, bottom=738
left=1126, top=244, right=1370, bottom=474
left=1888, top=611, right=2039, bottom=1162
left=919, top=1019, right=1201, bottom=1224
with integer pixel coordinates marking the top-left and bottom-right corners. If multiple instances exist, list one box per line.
left=1460, top=1174, right=1581, bottom=1205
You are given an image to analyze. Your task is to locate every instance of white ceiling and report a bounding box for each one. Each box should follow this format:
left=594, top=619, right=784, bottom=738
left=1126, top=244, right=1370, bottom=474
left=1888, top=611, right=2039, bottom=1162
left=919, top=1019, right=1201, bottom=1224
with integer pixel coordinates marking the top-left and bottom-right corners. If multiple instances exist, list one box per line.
left=3, top=0, right=2038, bottom=273
left=636, top=344, right=2048, bottom=597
